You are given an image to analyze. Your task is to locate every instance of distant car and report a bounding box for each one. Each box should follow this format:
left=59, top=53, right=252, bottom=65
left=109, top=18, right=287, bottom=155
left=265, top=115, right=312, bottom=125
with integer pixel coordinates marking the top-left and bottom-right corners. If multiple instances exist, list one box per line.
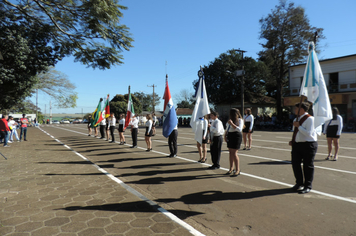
left=52, top=120, right=60, bottom=124
left=82, top=119, right=89, bottom=123
left=73, top=119, right=82, bottom=124
left=60, top=120, right=70, bottom=124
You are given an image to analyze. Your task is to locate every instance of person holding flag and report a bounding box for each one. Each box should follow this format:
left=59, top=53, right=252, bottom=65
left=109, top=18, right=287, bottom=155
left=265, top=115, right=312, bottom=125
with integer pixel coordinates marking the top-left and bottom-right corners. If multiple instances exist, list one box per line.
left=289, top=41, right=332, bottom=194
left=190, top=66, right=211, bottom=162
left=162, top=75, right=178, bottom=157
left=118, top=114, right=126, bottom=145
left=90, top=98, right=104, bottom=137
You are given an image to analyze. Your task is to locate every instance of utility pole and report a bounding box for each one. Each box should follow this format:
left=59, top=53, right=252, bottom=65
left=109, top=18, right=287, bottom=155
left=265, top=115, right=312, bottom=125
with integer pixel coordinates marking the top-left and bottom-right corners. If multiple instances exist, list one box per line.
left=50, top=100, right=52, bottom=124
left=36, top=89, right=38, bottom=124
left=234, top=49, right=247, bottom=114
left=45, top=104, right=46, bottom=122
left=147, top=84, right=157, bottom=113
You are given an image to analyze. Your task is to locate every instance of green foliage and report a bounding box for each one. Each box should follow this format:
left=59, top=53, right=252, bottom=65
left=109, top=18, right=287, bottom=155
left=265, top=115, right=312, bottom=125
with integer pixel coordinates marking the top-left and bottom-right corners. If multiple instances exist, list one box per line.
left=8, top=99, right=41, bottom=114
left=110, top=93, right=142, bottom=118
left=133, top=92, right=161, bottom=112
left=34, top=67, right=78, bottom=108
left=258, top=0, right=324, bottom=118
left=2, top=0, right=134, bottom=70
left=198, top=50, right=269, bottom=106
left=0, top=8, right=61, bottom=110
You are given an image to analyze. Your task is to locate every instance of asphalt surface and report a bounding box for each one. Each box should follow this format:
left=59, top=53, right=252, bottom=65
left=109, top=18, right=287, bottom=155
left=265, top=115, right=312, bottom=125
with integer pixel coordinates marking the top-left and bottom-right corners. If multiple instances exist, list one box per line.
left=1, top=124, right=355, bottom=236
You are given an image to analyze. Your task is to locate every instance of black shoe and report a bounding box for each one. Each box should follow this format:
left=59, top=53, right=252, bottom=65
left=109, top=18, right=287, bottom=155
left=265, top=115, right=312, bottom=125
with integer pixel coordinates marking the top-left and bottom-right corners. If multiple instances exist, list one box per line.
left=167, top=154, right=173, bottom=157
left=146, top=149, right=151, bottom=152
left=298, top=188, right=311, bottom=194
left=130, top=146, right=137, bottom=148
left=208, top=165, right=218, bottom=170
left=100, top=137, right=104, bottom=139
left=109, top=141, right=114, bottom=143
left=24, top=139, right=28, bottom=141
left=292, top=184, right=304, bottom=192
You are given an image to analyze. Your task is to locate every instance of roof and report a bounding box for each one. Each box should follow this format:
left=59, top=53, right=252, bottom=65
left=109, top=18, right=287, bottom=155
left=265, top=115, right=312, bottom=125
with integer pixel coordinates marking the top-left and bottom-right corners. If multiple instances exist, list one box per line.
left=289, top=53, right=356, bottom=68
left=176, top=108, right=193, bottom=115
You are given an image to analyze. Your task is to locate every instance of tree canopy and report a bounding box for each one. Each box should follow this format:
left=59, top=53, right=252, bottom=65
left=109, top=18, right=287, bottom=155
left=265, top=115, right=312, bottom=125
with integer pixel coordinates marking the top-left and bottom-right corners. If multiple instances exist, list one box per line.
left=133, top=92, right=161, bottom=112
left=34, top=67, right=78, bottom=108
left=110, top=94, right=142, bottom=118
left=198, top=50, right=269, bottom=107
left=258, top=0, right=324, bottom=118
left=2, top=0, right=134, bottom=70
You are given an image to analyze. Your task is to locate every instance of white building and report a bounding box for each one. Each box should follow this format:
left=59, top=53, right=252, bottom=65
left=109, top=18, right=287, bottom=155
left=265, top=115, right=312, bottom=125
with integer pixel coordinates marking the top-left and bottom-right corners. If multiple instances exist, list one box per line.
left=286, top=54, right=356, bottom=123
left=8, top=113, right=36, bottom=122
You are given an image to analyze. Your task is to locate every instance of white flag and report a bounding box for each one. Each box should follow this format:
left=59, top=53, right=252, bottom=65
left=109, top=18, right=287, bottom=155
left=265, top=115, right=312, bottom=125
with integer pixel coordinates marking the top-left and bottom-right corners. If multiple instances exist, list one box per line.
left=190, top=67, right=210, bottom=144
left=299, top=42, right=332, bottom=134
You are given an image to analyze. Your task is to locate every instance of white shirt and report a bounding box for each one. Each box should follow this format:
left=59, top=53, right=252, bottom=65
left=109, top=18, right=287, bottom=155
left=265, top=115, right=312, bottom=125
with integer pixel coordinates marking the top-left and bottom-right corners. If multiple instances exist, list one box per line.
left=130, top=118, right=139, bottom=128
left=323, top=115, right=343, bottom=136
left=293, top=113, right=317, bottom=142
left=119, top=118, right=125, bottom=125
left=210, top=118, right=224, bottom=137
left=153, top=116, right=157, bottom=125
left=8, top=120, right=16, bottom=129
left=244, top=114, right=254, bottom=130
left=100, top=119, right=106, bottom=125
left=109, top=117, right=116, bottom=126
left=146, top=120, right=152, bottom=133
left=226, top=118, right=244, bottom=133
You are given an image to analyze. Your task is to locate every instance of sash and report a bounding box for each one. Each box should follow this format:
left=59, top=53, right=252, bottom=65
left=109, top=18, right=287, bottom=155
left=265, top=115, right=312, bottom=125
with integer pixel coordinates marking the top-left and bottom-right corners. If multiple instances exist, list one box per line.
left=292, top=114, right=311, bottom=144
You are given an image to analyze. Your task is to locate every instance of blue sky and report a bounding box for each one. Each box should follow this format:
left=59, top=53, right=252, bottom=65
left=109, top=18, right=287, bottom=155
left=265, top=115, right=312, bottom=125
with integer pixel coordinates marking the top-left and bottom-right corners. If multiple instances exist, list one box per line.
left=35, top=0, right=356, bottom=114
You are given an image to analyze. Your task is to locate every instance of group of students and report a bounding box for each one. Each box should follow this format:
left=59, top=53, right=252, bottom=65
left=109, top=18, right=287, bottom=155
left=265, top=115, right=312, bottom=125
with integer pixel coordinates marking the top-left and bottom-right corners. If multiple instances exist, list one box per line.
left=193, top=108, right=255, bottom=176
left=0, top=114, right=29, bottom=147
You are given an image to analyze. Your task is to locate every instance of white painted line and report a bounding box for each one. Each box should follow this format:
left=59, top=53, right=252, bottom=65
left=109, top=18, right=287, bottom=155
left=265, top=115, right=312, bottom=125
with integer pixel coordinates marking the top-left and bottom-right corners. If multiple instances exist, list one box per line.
left=37, top=127, right=205, bottom=236
left=41, top=126, right=356, bottom=205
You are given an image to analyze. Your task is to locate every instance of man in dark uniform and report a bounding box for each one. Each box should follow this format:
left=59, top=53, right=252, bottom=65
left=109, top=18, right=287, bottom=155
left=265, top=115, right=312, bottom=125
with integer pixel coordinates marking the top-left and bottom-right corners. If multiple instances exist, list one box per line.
left=289, top=102, right=318, bottom=194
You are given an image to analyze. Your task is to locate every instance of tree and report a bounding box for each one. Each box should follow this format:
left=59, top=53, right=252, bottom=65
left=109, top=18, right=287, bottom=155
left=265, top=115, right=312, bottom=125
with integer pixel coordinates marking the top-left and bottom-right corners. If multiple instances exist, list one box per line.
left=175, top=89, right=195, bottom=109
left=197, top=50, right=269, bottom=107
left=133, top=92, right=161, bottom=112
left=0, top=8, right=61, bottom=111
left=2, top=0, right=133, bottom=70
left=258, top=0, right=324, bottom=118
left=110, top=94, right=142, bottom=118
left=34, top=67, right=78, bottom=108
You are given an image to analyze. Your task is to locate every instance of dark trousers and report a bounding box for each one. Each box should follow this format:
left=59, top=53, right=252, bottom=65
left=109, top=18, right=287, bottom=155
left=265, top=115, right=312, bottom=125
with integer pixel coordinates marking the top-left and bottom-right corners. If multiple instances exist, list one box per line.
left=20, top=127, right=27, bottom=140
left=210, top=136, right=223, bottom=167
left=110, top=126, right=115, bottom=142
left=291, top=141, right=318, bottom=189
left=100, top=125, right=105, bottom=138
left=131, top=128, right=138, bottom=146
left=168, top=130, right=178, bottom=155
left=0, top=131, right=8, bottom=146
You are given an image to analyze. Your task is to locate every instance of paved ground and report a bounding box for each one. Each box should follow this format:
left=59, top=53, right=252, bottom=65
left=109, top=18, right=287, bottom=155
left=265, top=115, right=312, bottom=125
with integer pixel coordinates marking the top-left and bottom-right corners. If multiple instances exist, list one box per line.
left=1, top=124, right=356, bottom=236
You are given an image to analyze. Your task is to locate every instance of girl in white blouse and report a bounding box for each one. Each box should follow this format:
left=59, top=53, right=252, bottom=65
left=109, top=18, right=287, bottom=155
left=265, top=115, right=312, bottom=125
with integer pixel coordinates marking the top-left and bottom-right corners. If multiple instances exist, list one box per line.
left=243, top=108, right=254, bottom=150
left=224, top=108, right=244, bottom=176
left=323, top=107, right=343, bottom=161
left=145, top=114, right=153, bottom=151
left=118, top=114, right=126, bottom=145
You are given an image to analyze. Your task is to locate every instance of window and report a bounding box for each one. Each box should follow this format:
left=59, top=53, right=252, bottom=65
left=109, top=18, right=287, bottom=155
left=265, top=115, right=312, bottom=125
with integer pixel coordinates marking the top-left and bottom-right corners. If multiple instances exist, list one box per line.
left=329, top=73, right=339, bottom=92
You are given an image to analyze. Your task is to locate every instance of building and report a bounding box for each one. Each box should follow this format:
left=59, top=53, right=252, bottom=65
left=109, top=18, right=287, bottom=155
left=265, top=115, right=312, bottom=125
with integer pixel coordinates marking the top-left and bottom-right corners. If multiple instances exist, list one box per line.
left=286, top=54, right=356, bottom=123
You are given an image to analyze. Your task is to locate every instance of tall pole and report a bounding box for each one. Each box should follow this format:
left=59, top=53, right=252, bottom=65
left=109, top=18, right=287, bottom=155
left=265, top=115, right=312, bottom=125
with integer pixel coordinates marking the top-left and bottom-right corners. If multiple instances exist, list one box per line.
left=45, top=104, right=46, bottom=123
left=234, top=49, right=246, bottom=113
left=36, top=89, right=38, bottom=124
left=50, top=100, right=52, bottom=124
left=147, top=84, right=157, bottom=113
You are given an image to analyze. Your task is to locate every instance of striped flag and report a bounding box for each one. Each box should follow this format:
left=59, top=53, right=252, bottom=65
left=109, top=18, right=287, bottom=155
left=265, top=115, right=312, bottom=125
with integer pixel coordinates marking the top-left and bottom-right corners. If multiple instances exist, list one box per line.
left=300, top=41, right=332, bottom=133
left=91, top=98, right=103, bottom=127
left=125, top=87, right=135, bottom=129
left=104, top=94, right=110, bottom=119
left=162, top=75, right=178, bottom=138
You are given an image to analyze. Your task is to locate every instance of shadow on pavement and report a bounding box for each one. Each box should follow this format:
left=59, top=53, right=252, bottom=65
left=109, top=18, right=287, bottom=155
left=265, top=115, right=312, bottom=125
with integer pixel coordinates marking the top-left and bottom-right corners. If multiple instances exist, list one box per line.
left=58, top=202, right=203, bottom=220
left=124, top=174, right=225, bottom=185
left=156, top=188, right=293, bottom=204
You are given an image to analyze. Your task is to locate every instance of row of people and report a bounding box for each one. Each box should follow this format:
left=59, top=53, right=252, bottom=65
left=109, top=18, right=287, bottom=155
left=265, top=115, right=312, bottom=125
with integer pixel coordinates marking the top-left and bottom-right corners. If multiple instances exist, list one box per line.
left=0, top=114, right=29, bottom=147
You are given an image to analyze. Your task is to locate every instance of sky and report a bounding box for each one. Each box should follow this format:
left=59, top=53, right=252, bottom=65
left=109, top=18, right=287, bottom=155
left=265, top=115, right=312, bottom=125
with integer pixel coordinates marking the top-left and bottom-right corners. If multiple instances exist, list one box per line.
left=34, top=0, right=356, bottom=115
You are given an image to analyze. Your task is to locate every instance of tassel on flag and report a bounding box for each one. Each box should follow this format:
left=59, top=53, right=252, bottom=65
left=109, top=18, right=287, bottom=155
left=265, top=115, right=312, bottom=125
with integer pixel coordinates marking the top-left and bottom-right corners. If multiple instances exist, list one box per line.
left=125, top=86, right=135, bottom=129
left=299, top=42, right=332, bottom=134
left=190, top=66, right=211, bottom=144
left=162, top=74, right=178, bottom=138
